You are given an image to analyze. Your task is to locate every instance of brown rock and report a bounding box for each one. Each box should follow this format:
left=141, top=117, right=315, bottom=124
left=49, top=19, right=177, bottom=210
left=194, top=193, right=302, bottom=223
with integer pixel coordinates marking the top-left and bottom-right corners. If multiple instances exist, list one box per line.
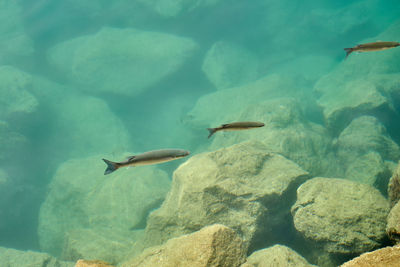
left=75, top=259, right=114, bottom=267
left=388, top=162, right=400, bottom=207
left=122, top=224, right=246, bottom=267
left=340, top=245, right=400, bottom=267
left=387, top=201, right=400, bottom=243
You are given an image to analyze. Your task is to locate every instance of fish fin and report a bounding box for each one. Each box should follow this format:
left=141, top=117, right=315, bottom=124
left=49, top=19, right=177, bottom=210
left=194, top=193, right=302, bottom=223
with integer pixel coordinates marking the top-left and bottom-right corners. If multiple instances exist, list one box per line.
left=207, top=128, right=217, bottom=139
left=102, top=159, right=119, bottom=175
left=344, top=48, right=353, bottom=59
left=126, top=155, right=136, bottom=161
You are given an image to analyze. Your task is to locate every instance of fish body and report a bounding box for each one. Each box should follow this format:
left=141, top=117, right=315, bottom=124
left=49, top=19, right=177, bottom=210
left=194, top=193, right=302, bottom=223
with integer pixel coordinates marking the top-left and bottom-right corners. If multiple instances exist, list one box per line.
left=103, top=149, right=190, bottom=175
left=207, top=121, right=265, bottom=138
left=344, top=41, right=400, bottom=58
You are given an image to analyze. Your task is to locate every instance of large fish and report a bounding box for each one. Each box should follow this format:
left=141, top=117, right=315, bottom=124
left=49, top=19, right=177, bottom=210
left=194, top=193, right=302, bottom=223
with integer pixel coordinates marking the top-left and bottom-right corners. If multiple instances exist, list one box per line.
left=207, top=121, right=265, bottom=138
left=102, top=149, right=190, bottom=175
left=344, top=41, right=400, bottom=58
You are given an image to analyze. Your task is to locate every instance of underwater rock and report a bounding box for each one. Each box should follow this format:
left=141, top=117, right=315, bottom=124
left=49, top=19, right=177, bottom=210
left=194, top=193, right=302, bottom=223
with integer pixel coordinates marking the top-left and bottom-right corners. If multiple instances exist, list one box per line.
left=314, top=20, right=400, bottom=130
left=0, top=66, right=38, bottom=120
left=240, top=244, right=316, bottom=267
left=202, top=41, right=260, bottom=90
left=387, top=201, right=400, bottom=244
left=0, top=120, right=27, bottom=160
left=344, top=152, right=393, bottom=191
left=187, top=89, right=337, bottom=177
left=340, top=245, right=400, bottom=267
left=0, top=0, right=34, bottom=62
left=137, top=0, right=222, bottom=17
left=337, top=116, right=400, bottom=162
left=75, top=259, right=114, bottom=267
left=61, top=228, right=140, bottom=264
left=141, top=141, right=309, bottom=253
left=0, top=246, right=74, bottom=267
left=122, top=224, right=246, bottom=267
left=388, top=162, right=400, bottom=207
left=291, top=177, right=389, bottom=255
left=337, top=116, right=400, bottom=189
left=38, top=155, right=170, bottom=257
left=48, top=27, right=198, bottom=96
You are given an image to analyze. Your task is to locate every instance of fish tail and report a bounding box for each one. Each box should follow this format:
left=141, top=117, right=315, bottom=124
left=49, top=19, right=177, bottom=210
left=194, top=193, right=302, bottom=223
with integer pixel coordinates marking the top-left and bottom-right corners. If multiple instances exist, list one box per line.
left=207, top=128, right=217, bottom=138
left=102, top=159, right=119, bottom=175
left=344, top=48, right=353, bottom=59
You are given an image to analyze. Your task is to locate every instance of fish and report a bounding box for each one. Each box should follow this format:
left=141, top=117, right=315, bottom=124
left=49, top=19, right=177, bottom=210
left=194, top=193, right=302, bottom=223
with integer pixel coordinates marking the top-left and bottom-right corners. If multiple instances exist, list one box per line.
left=344, top=41, right=400, bottom=58
left=102, top=149, right=190, bottom=175
left=207, top=121, right=265, bottom=138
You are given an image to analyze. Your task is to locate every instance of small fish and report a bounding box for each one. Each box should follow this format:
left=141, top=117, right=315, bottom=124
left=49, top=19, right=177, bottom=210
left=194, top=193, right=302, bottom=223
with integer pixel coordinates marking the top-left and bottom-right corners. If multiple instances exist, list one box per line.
left=207, top=121, right=265, bottom=138
left=102, top=149, right=190, bottom=175
left=344, top=41, right=400, bottom=58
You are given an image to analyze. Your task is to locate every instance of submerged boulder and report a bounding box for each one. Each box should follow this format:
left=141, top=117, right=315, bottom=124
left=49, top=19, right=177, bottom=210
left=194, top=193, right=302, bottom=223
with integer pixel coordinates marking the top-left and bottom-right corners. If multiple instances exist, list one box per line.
left=314, top=20, right=400, bottom=130
left=48, top=27, right=198, bottom=96
left=387, top=201, right=400, bottom=243
left=0, top=0, right=33, bottom=62
left=122, top=224, right=246, bottom=267
left=388, top=162, right=400, bottom=207
left=0, top=66, right=38, bottom=120
left=241, top=244, right=316, bottom=267
left=336, top=116, right=400, bottom=189
left=141, top=141, right=309, bottom=252
left=38, top=155, right=171, bottom=257
left=341, top=245, right=400, bottom=267
left=291, top=177, right=389, bottom=255
left=202, top=41, right=260, bottom=90
left=0, top=247, right=73, bottom=267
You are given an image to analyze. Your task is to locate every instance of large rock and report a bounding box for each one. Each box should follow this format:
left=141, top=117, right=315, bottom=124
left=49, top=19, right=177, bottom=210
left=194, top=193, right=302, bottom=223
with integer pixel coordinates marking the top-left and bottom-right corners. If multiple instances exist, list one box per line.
left=137, top=0, right=222, bottom=17
left=241, top=244, right=316, bottom=267
left=291, top=177, right=389, bottom=254
left=48, top=27, right=198, bottom=96
left=387, top=201, right=400, bottom=243
left=61, top=228, right=142, bottom=264
left=341, top=245, right=400, bottom=267
left=0, top=247, right=73, bottom=267
left=314, top=20, right=400, bottom=130
left=0, top=0, right=33, bottom=62
left=388, top=162, right=400, bottom=207
left=0, top=66, right=38, bottom=119
left=122, top=224, right=246, bottom=267
left=336, top=116, right=400, bottom=189
left=0, top=120, right=26, bottom=160
left=202, top=41, right=260, bottom=90
left=187, top=92, right=337, bottom=177
left=142, top=141, right=309, bottom=252
left=38, top=155, right=171, bottom=258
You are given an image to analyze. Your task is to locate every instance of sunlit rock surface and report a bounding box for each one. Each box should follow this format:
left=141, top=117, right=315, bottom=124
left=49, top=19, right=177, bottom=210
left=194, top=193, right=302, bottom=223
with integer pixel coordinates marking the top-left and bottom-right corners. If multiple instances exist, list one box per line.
left=122, top=224, right=246, bottom=267
left=38, top=155, right=170, bottom=258
left=292, top=177, right=389, bottom=254
left=141, top=141, right=309, bottom=253
left=241, top=244, right=316, bottom=267
left=341, top=245, right=400, bottom=267
left=47, top=27, right=198, bottom=96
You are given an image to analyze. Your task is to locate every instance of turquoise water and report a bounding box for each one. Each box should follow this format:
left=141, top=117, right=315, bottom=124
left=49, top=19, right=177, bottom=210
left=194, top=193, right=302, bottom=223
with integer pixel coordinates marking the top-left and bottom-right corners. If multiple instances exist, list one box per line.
left=0, top=0, right=400, bottom=265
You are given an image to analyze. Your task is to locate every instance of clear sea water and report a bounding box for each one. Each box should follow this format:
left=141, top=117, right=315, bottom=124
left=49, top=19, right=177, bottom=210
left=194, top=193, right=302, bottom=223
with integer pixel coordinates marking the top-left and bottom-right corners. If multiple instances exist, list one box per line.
left=0, top=0, right=399, bottom=263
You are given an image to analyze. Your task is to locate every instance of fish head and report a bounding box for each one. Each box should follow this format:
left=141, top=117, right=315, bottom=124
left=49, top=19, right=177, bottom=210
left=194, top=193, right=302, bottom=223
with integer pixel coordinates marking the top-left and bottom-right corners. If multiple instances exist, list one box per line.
left=175, top=149, right=190, bottom=158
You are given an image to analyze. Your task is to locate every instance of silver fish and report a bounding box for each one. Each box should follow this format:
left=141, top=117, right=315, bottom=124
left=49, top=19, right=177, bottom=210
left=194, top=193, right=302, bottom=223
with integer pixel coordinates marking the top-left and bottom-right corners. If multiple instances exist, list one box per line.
left=103, top=149, right=190, bottom=175
left=207, top=121, right=265, bottom=138
left=344, top=41, right=400, bottom=58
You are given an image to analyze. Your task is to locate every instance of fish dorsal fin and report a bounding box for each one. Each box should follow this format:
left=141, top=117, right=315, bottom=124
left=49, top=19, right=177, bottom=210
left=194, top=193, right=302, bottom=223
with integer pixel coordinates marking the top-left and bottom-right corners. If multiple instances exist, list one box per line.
left=221, top=123, right=229, bottom=127
left=127, top=155, right=136, bottom=161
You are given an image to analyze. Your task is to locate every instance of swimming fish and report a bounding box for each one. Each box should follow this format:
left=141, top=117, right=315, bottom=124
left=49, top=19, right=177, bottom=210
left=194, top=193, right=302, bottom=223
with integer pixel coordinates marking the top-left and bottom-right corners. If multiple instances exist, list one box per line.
left=344, top=41, right=400, bottom=58
left=102, top=149, right=190, bottom=175
left=207, top=121, right=265, bottom=138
